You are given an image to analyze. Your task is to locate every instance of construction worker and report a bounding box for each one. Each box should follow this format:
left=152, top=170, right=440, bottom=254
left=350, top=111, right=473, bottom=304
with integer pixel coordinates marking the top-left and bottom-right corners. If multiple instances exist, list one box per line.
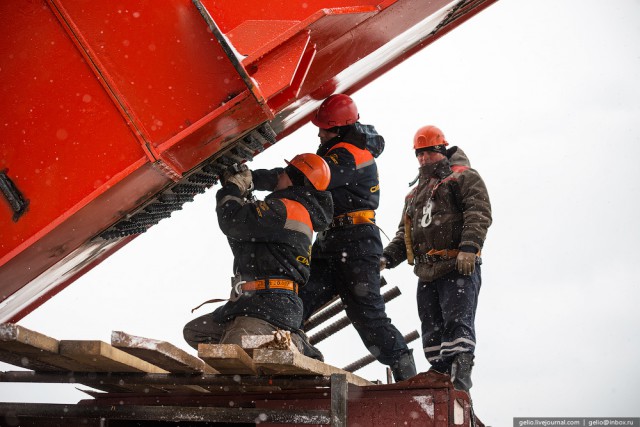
left=183, top=154, right=333, bottom=356
left=381, top=125, right=492, bottom=393
left=298, top=94, right=417, bottom=381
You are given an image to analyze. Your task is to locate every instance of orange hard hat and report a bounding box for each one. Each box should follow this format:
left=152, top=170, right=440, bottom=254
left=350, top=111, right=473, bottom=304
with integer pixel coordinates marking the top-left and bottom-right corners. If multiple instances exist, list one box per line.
left=311, top=94, right=359, bottom=129
left=413, top=125, right=448, bottom=150
left=285, top=153, right=331, bottom=191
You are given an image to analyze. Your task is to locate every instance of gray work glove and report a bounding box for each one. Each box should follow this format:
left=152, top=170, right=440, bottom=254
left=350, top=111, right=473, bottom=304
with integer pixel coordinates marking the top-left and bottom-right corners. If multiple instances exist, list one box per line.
left=225, top=169, right=253, bottom=195
left=456, top=251, right=477, bottom=276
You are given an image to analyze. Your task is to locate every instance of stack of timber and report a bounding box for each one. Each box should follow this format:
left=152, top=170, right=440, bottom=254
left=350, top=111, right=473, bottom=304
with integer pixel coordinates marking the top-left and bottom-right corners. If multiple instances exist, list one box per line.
left=0, top=323, right=483, bottom=426
left=0, top=324, right=371, bottom=391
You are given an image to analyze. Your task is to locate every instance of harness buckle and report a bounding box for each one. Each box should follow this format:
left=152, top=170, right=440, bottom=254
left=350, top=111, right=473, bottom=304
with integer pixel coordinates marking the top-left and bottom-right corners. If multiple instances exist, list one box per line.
left=230, top=276, right=246, bottom=302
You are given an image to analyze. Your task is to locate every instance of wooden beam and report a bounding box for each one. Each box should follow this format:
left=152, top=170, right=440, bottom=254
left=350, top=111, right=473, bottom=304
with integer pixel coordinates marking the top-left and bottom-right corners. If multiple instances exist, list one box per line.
left=252, top=349, right=372, bottom=386
left=111, top=331, right=218, bottom=374
left=198, top=344, right=257, bottom=375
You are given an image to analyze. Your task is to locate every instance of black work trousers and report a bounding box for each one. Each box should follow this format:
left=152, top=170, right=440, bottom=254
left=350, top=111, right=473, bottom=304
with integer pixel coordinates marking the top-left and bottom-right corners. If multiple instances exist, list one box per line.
left=300, top=227, right=410, bottom=366
left=418, top=265, right=481, bottom=370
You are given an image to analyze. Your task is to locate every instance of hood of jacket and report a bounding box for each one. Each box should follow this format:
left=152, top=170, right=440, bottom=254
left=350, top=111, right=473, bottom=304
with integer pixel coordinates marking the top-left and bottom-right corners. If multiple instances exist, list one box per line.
left=267, top=186, right=333, bottom=232
left=447, top=146, right=471, bottom=167
left=318, top=122, right=385, bottom=158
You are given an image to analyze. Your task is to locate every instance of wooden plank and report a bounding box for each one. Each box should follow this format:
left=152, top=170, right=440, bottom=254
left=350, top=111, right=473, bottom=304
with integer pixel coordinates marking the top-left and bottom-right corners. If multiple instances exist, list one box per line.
left=58, top=340, right=169, bottom=373
left=198, top=344, right=257, bottom=375
left=252, top=349, right=373, bottom=386
left=0, top=323, right=92, bottom=372
left=0, top=324, right=139, bottom=393
left=59, top=340, right=181, bottom=393
left=111, top=331, right=218, bottom=374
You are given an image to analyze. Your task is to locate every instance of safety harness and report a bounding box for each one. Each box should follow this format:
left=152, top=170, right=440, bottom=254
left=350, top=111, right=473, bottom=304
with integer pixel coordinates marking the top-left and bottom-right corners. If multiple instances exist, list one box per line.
left=329, top=209, right=392, bottom=241
left=190, top=277, right=299, bottom=313
left=330, top=209, right=375, bottom=227
left=405, top=165, right=470, bottom=266
left=240, top=278, right=298, bottom=293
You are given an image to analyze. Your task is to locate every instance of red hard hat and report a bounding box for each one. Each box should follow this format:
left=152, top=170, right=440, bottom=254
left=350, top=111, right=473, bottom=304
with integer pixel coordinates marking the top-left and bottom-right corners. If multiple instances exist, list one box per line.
left=311, top=94, right=359, bottom=129
left=413, top=125, right=448, bottom=150
left=285, top=153, right=331, bottom=191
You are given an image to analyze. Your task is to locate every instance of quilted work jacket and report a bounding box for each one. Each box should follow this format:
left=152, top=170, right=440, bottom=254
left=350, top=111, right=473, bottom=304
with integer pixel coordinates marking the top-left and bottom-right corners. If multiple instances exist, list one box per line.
left=215, top=182, right=333, bottom=330
left=309, top=123, right=385, bottom=258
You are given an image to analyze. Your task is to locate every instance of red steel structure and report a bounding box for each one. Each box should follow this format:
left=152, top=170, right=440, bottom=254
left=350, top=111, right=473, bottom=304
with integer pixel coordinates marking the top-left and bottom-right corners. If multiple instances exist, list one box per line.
left=0, top=371, right=483, bottom=426
left=0, top=0, right=496, bottom=322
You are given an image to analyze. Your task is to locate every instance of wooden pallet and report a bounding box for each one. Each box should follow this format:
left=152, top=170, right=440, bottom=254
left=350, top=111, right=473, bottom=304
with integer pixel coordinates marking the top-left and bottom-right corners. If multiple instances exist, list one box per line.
left=0, top=323, right=372, bottom=394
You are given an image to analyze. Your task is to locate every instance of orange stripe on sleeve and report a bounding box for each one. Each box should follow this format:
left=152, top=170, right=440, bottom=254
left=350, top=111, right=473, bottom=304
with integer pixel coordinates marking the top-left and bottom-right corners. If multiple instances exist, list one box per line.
left=279, top=198, right=313, bottom=233
left=328, top=142, right=374, bottom=167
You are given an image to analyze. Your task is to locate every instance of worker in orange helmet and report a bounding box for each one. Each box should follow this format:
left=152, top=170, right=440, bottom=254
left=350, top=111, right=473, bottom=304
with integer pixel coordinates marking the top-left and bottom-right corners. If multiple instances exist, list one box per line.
left=183, top=154, right=333, bottom=357
left=381, top=125, right=492, bottom=393
left=299, top=94, right=417, bottom=382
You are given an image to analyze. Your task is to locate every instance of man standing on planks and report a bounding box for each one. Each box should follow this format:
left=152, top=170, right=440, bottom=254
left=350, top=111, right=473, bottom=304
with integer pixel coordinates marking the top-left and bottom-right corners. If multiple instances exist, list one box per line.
left=381, top=125, right=492, bottom=393
left=298, top=94, right=417, bottom=381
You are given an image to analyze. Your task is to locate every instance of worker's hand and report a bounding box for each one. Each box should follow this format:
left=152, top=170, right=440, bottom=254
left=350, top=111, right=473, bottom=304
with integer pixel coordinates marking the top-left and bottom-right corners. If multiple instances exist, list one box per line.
left=456, top=251, right=476, bottom=276
left=226, top=169, right=253, bottom=195
left=379, top=256, right=388, bottom=271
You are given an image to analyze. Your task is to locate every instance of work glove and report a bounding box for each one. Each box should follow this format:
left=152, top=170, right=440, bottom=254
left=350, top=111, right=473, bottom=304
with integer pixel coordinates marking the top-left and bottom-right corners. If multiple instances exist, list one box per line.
left=456, top=251, right=477, bottom=276
left=225, top=168, right=253, bottom=195
left=379, top=256, right=388, bottom=271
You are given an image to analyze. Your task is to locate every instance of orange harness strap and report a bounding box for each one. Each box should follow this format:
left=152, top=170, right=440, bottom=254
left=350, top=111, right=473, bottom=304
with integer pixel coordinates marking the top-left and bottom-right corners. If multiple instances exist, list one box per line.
left=241, top=278, right=299, bottom=294
left=190, top=278, right=299, bottom=313
left=426, top=248, right=461, bottom=259
left=331, top=209, right=375, bottom=227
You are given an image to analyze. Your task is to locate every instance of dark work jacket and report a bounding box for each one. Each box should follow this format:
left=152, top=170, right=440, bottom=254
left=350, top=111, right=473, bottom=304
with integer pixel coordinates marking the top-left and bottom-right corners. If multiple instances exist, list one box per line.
left=215, top=183, right=333, bottom=330
left=313, top=123, right=384, bottom=258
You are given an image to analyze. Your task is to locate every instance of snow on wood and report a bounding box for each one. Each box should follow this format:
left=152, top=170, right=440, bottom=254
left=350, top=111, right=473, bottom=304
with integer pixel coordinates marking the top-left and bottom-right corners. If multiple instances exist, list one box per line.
left=198, top=344, right=257, bottom=375
left=111, top=331, right=218, bottom=374
left=252, top=349, right=373, bottom=386
left=0, top=323, right=91, bottom=372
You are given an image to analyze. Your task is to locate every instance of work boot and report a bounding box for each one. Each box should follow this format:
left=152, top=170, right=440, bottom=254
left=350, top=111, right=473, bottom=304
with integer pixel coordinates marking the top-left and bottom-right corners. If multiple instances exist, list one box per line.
left=294, top=330, right=324, bottom=362
left=427, top=360, right=451, bottom=375
left=450, top=352, right=474, bottom=393
left=391, top=351, right=417, bottom=382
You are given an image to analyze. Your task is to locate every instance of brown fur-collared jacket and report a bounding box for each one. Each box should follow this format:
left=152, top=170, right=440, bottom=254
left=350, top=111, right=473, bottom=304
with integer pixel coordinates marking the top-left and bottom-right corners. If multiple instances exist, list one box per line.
left=383, top=147, right=492, bottom=282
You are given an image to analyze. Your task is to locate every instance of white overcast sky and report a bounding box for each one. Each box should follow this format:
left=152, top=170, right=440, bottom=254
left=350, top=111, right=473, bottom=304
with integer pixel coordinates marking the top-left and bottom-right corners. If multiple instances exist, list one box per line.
left=2, top=0, right=640, bottom=425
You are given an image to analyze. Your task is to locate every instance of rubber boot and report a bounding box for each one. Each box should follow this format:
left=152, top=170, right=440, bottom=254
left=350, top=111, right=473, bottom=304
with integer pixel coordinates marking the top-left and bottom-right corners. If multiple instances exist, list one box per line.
left=450, top=352, right=474, bottom=393
left=391, top=350, right=417, bottom=382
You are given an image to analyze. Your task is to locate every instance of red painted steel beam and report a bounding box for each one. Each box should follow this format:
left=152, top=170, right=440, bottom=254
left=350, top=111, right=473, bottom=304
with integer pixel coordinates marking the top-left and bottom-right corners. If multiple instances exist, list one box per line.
left=0, top=0, right=270, bottom=320
left=0, top=0, right=497, bottom=321
left=275, top=0, right=499, bottom=141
